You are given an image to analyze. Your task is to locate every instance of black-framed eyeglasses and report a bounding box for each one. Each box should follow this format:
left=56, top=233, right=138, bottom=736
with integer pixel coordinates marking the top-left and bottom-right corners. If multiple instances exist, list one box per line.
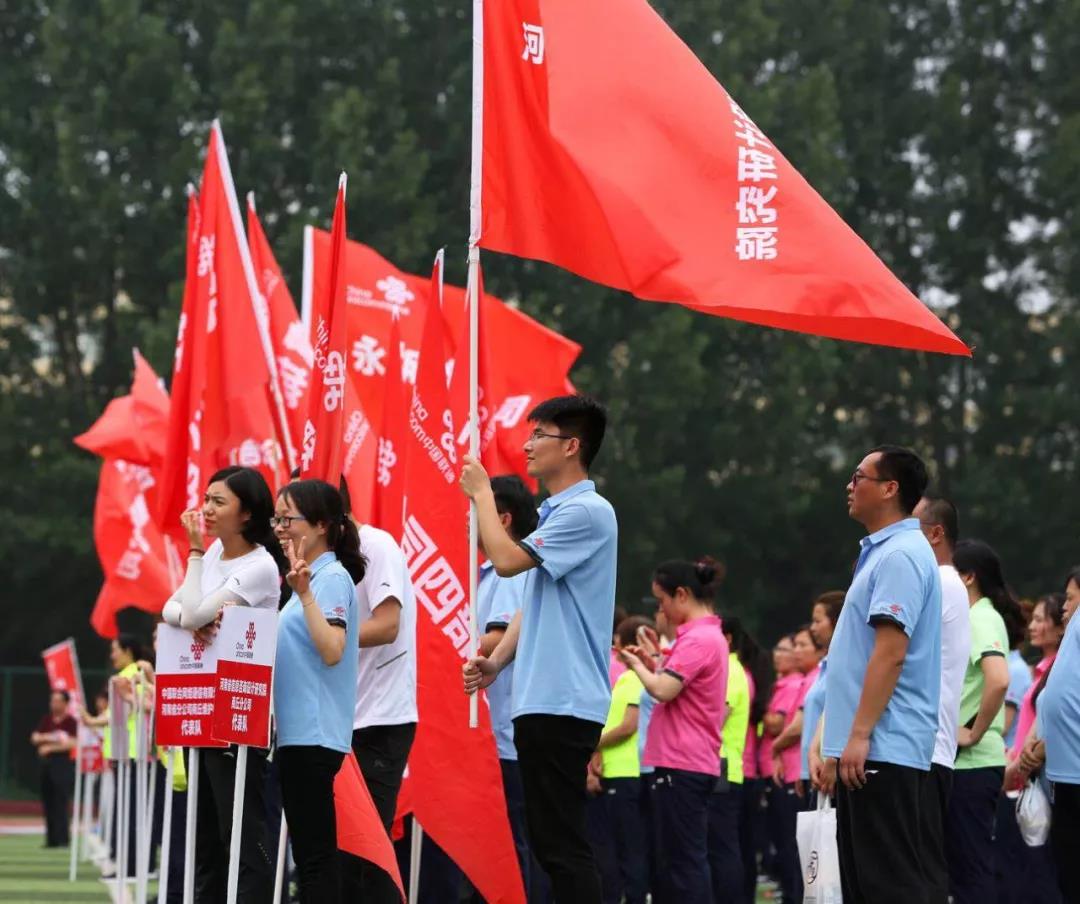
left=528, top=429, right=573, bottom=442
left=851, top=470, right=892, bottom=487
left=269, top=515, right=307, bottom=529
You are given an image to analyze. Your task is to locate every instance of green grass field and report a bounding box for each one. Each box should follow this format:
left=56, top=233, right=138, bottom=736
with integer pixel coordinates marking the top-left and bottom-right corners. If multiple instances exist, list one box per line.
left=0, top=829, right=156, bottom=903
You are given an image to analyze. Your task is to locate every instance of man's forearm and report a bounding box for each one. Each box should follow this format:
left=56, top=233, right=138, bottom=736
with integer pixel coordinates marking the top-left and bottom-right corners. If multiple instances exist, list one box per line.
left=850, top=635, right=906, bottom=739
left=489, top=610, right=522, bottom=669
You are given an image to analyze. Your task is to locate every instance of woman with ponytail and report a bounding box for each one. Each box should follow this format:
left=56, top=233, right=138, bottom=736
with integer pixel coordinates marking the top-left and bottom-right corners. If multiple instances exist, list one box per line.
left=161, top=465, right=285, bottom=902
left=618, top=557, right=728, bottom=903
left=947, top=539, right=1024, bottom=903
left=271, top=479, right=365, bottom=903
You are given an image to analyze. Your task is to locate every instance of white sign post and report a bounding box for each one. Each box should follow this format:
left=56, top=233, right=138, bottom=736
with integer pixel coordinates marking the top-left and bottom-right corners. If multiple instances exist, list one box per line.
left=210, top=608, right=278, bottom=904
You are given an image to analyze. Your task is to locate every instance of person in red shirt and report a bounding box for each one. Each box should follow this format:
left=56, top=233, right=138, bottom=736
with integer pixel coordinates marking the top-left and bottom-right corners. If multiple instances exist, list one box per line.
left=31, top=689, right=78, bottom=847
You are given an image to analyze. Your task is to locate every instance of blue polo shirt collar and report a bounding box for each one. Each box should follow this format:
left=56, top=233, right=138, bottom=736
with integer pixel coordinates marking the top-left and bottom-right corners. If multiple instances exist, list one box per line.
left=480, top=560, right=495, bottom=575
left=860, top=517, right=920, bottom=550
left=538, top=479, right=595, bottom=522
left=309, top=550, right=337, bottom=577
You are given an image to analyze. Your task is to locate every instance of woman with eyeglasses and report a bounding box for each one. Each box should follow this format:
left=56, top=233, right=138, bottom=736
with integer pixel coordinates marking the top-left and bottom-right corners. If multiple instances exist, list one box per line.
left=161, top=465, right=287, bottom=902
left=271, top=479, right=366, bottom=903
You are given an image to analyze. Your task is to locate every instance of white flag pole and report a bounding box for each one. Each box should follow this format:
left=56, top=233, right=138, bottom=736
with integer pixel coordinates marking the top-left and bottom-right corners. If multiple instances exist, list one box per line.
left=116, top=757, right=128, bottom=903
left=272, top=815, right=288, bottom=904
left=225, top=745, right=249, bottom=904
left=465, top=0, right=485, bottom=732
left=142, top=707, right=158, bottom=904
left=81, top=769, right=96, bottom=861
left=301, top=225, right=314, bottom=333
left=101, top=766, right=115, bottom=866
left=182, top=748, right=199, bottom=904
left=68, top=726, right=84, bottom=880
left=157, top=750, right=175, bottom=904
left=134, top=676, right=149, bottom=904
left=408, top=820, right=424, bottom=904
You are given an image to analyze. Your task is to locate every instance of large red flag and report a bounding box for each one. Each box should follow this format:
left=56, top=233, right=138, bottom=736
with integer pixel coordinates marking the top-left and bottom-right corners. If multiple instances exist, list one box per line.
left=401, top=295, right=525, bottom=903
left=334, top=752, right=406, bottom=902
left=159, top=123, right=287, bottom=532
left=448, top=262, right=580, bottom=490
left=298, top=176, right=351, bottom=481
left=480, top=0, right=969, bottom=356
left=247, top=194, right=311, bottom=460
left=371, top=315, right=408, bottom=541
left=76, top=353, right=180, bottom=638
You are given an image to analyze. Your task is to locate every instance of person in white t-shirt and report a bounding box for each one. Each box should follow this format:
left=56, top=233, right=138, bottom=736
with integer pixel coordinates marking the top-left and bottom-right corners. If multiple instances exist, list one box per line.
left=162, top=466, right=287, bottom=903
left=915, top=495, right=972, bottom=904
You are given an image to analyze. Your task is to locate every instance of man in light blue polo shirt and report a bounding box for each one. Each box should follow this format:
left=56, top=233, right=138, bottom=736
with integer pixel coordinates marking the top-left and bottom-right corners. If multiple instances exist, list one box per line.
left=476, top=475, right=538, bottom=897
left=821, top=445, right=941, bottom=904
left=461, top=395, right=617, bottom=903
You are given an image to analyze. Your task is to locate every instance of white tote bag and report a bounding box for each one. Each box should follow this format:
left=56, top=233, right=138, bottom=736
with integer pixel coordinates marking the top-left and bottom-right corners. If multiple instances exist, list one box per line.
left=1016, top=779, right=1052, bottom=847
left=797, top=793, right=843, bottom=903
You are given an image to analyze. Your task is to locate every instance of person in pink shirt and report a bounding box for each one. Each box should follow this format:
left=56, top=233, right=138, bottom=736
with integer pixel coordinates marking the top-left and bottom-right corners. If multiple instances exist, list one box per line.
left=619, top=557, right=728, bottom=904
left=768, top=626, right=821, bottom=903
left=996, top=592, right=1066, bottom=902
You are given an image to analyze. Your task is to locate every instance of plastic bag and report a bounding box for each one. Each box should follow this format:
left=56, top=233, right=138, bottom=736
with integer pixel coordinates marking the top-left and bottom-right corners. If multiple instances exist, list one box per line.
left=1016, top=779, right=1052, bottom=847
left=797, top=793, right=843, bottom=903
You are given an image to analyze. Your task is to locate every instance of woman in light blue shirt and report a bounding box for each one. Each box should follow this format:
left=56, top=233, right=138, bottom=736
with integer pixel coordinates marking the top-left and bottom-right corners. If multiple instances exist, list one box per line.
left=272, top=479, right=366, bottom=904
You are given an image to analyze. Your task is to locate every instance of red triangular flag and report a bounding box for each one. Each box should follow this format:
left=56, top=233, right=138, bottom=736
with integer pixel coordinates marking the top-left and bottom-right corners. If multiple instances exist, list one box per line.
left=401, top=298, right=525, bottom=904
left=248, top=194, right=310, bottom=462
left=334, top=752, right=406, bottom=903
left=481, top=0, right=969, bottom=356
left=299, top=175, right=350, bottom=481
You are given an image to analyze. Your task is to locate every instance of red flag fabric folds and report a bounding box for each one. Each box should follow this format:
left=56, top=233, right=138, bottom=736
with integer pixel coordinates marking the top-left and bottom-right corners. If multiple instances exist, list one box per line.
left=159, top=123, right=287, bottom=533
left=481, top=0, right=969, bottom=356
left=298, top=176, right=351, bottom=482
left=400, top=298, right=525, bottom=904
left=334, top=752, right=406, bottom=902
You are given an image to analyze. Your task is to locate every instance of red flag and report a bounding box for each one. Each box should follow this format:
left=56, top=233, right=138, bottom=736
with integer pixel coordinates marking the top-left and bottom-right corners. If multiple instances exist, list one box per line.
left=334, top=752, right=406, bottom=902
left=371, top=315, right=408, bottom=541
left=401, top=298, right=525, bottom=904
left=159, top=123, right=287, bottom=533
left=448, top=262, right=580, bottom=490
left=480, top=0, right=969, bottom=356
left=75, top=350, right=170, bottom=465
left=76, top=353, right=182, bottom=638
left=247, top=194, right=311, bottom=460
left=299, top=175, right=351, bottom=481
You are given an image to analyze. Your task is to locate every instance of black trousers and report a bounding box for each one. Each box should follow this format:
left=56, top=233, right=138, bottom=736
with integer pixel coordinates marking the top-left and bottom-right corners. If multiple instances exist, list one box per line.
left=344, top=722, right=416, bottom=903
left=707, top=781, right=743, bottom=904
left=499, top=759, right=544, bottom=902
left=920, top=763, right=953, bottom=904
left=277, top=745, right=346, bottom=904
left=994, top=785, right=1061, bottom=903
left=766, top=781, right=803, bottom=904
left=649, top=767, right=714, bottom=904
left=40, top=753, right=74, bottom=846
left=164, top=789, right=188, bottom=904
left=514, top=714, right=603, bottom=903
left=1051, top=781, right=1080, bottom=903
left=736, top=778, right=766, bottom=904
left=836, top=760, right=929, bottom=904
left=587, top=777, right=647, bottom=904
left=195, top=746, right=274, bottom=904
left=946, top=766, right=1004, bottom=904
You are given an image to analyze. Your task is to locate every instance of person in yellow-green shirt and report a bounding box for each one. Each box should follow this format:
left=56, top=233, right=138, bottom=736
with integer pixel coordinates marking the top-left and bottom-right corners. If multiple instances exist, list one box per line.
left=709, top=633, right=751, bottom=903
left=947, top=541, right=1026, bottom=904
left=590, top=616, right=652, bottom=904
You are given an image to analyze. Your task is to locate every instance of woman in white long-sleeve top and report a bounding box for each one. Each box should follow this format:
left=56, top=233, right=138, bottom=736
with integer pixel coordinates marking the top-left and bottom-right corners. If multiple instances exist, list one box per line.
left=162, top=465, right=287, bottom=903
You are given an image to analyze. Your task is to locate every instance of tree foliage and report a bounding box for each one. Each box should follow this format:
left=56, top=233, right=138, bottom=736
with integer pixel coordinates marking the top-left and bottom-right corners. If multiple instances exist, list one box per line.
left=1, top=0, right=1077, bottom=665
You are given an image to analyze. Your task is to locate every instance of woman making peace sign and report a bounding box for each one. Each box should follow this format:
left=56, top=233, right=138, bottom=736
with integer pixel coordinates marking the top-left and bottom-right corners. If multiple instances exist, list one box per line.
left=272, top=479, right=366, bottom=903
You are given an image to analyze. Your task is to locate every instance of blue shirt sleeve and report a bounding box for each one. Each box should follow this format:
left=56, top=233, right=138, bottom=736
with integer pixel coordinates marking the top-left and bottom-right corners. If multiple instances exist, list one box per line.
left=521, top=502, right=607, bottom=581
left=488, top=574, right=525, bottom=628
left=867, top=551, right=926, bottom=637
left=318, top=572, right=355, bottom=628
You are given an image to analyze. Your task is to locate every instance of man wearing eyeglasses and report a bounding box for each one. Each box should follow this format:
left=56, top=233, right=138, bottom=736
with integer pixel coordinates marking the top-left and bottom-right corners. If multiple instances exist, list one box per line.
left=820, top=446, right=942, bottom=904
left=460, top=395, right=617, bottom=904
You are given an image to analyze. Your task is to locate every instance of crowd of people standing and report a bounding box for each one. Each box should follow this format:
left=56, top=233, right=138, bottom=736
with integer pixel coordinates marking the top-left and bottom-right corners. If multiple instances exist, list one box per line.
left=40, top=394, right=1080, bottom=903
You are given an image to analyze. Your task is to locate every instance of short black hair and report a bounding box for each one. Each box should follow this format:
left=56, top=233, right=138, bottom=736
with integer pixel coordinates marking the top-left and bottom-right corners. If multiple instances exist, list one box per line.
left=52, top=689, right=70, bottom=704
left=528, top=395, right=607, bottom=470
left=870, top=445, right=928, bottom=515
left=919, top=496, right=959, bottom=547
left=491, top=475, right=538, bottom=542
